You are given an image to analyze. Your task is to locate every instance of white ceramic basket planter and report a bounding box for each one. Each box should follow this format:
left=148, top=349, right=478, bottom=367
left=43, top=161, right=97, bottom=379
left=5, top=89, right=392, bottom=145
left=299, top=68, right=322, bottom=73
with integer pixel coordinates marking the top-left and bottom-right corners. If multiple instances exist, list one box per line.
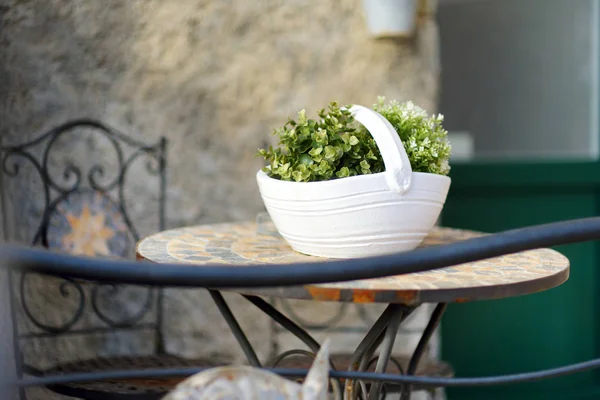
left=362, top=0, right=419, bottom=38
left=256, top=105, right=451, bottom=259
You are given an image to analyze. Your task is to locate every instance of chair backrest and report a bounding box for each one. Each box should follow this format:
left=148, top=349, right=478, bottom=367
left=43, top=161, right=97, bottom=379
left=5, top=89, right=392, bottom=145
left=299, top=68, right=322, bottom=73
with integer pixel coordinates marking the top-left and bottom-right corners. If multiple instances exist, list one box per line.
left=0, top=119, right=168, bottom=370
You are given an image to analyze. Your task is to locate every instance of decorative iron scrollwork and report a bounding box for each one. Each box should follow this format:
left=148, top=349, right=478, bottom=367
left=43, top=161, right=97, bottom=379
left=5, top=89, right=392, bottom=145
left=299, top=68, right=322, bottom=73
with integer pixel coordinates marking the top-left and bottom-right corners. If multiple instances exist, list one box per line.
left=91, top=283, right=155, bottom=328
left=0, top=119, right=167, bottom=338
left=19, top=272, right=85, bottom=334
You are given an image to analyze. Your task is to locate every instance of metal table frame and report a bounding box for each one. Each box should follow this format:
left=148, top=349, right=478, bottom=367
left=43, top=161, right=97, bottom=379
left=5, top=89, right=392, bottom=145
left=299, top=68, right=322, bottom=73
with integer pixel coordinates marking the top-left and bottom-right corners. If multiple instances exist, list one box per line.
left=210, top=289, right=446, bottom=399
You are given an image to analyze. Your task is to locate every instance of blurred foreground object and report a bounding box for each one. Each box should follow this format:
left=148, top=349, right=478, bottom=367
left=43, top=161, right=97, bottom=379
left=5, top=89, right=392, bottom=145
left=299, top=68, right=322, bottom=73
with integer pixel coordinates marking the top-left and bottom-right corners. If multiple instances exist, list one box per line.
left=163, top=339, right=331, bottom=400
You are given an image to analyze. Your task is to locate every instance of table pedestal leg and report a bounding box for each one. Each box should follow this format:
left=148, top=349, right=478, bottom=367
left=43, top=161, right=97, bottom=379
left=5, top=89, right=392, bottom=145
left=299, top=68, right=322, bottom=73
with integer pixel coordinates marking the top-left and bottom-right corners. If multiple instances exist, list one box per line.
left=242, top=295, right=343, bottom=398
left=213, top=293, right=447, bottom=400
left=367, top=305, right=408, bottom=400
left=347, top=303, right=447, bottom=400
left=344, top=304, right=415, bottom=400
left=208, top=290, right=261, bottom=367
left=399, top=303, right=447, bottom=400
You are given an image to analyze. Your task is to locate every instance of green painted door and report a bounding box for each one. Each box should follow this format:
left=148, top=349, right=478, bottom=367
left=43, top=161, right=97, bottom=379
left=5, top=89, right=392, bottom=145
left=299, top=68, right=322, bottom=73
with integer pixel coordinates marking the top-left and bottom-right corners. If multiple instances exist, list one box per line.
left=440, top=162, right=600, bottom=399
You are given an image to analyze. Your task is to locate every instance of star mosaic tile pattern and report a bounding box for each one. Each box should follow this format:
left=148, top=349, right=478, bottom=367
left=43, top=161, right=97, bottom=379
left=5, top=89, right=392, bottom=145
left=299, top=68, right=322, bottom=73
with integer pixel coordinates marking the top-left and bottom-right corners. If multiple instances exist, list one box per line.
left=47, top=190, right=130, bottom=258
left=136, top=221, right=569, bottom=305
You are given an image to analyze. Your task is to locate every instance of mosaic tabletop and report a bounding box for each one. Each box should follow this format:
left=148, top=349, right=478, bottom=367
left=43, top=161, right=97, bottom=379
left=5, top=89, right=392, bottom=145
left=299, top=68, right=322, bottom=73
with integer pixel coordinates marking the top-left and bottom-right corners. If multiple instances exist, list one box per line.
left=136, top=221, right=570, bottom=305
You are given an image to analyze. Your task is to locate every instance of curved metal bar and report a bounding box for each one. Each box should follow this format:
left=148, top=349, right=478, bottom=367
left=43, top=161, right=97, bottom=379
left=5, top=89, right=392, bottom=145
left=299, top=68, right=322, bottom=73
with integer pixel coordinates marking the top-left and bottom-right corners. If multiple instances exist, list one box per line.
left=346, top=305, right=395, bottom=372
left=141, top=149, right=161, bottom=177
left=88, top=163, right=120, bottom=193
left=270, top=349, right=317, bottom=368
left=0, top=119, right=159, bottom=153
left=157, top=137, right=167, bottom=231
left=117, top=148, right=161, bottom=242
left=13, top=355, right=600, bottom=389
left=381, top=357, right=405, bottom=376
left=1, top=150, right=50, bottom=246
left=400, top=303, right=447, bottom=400
left=19, top=272, right=85, bottom=334
left=358, top=332, right=386, bottom=373
left=267, top=348, right=343, bottom=398
left=358, top=379, right=369, bottom=400
left=1, top=149, right=43, bottom=181
left=368, top=306, right=405, bottom=399
left=277, top=298, right=349, bottom=330
left=90, top=284, right=155, bottom=328
left=345, top=305, right=414, bottom=400
left=356, top=356, right=405, bottom=399
left=45, top=123, right=125, bottom=193
left=47, top=163, right=82, bottom=194
left=269, top=348, right=341, bottom=375
left=87, top=133, right=159, bottom=194
left=5, top=216, right=598, bottom=288
left=0, top=118, right=165, bottom=197
left=355, top=330, right=386, bottom=399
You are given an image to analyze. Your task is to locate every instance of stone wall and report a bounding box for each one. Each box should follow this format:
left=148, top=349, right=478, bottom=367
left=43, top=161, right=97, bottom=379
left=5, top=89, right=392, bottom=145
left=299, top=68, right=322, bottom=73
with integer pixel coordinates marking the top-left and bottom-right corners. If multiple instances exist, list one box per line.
left=1, top=0, right=441, bottom=397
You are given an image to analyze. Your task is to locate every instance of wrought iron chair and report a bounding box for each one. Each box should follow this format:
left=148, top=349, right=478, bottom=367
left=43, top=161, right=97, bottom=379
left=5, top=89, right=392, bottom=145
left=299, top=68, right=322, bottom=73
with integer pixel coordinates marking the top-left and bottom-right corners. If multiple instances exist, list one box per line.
left=0, top=120, right=218, bottom=399
left=3, top=217, right=600, bottom=400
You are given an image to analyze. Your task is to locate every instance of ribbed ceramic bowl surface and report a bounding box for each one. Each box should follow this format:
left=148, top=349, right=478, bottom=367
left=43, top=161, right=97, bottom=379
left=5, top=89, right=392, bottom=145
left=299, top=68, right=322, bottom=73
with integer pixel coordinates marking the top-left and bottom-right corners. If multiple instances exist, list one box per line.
left=256, top=105, right=451, bottom=259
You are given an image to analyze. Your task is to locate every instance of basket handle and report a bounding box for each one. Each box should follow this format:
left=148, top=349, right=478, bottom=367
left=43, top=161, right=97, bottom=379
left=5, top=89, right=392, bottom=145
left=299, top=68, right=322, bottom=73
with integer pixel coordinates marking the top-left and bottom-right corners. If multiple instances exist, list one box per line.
left=349, top=105, right=412, bottom=193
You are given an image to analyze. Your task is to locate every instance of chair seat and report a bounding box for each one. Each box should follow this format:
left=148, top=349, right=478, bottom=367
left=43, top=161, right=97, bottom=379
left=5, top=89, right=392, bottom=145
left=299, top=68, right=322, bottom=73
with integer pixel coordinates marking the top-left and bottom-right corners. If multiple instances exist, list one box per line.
left=273, top=353, right=454, bottom=392
left=30, top=354, right=221, bottom=400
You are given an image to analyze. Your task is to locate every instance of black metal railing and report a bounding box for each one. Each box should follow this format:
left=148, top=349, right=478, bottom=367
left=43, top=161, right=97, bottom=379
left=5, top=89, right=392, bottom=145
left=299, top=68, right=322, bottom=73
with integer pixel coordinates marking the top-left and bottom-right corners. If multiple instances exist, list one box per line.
left=3, top=216, right=600, bottom=399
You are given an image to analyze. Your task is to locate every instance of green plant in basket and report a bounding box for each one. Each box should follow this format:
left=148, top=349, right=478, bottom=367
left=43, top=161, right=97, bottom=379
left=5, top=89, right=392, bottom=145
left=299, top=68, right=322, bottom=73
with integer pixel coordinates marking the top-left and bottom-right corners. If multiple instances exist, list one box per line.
left=257, top=97, right=451, bottom=182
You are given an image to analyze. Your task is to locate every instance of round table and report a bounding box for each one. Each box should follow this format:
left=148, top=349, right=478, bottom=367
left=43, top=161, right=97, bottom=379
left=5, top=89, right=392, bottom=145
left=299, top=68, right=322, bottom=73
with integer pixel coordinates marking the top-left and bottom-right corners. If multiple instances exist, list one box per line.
left=136, top=220, right=569, bottom=400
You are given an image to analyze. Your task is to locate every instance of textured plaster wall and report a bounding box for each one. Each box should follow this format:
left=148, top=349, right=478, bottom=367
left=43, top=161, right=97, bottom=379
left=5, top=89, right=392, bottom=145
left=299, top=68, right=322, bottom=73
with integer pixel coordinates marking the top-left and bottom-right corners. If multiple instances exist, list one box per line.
left=1, top=0, right=441, bottom=397
left=1, top=0, right=439, bottom=228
